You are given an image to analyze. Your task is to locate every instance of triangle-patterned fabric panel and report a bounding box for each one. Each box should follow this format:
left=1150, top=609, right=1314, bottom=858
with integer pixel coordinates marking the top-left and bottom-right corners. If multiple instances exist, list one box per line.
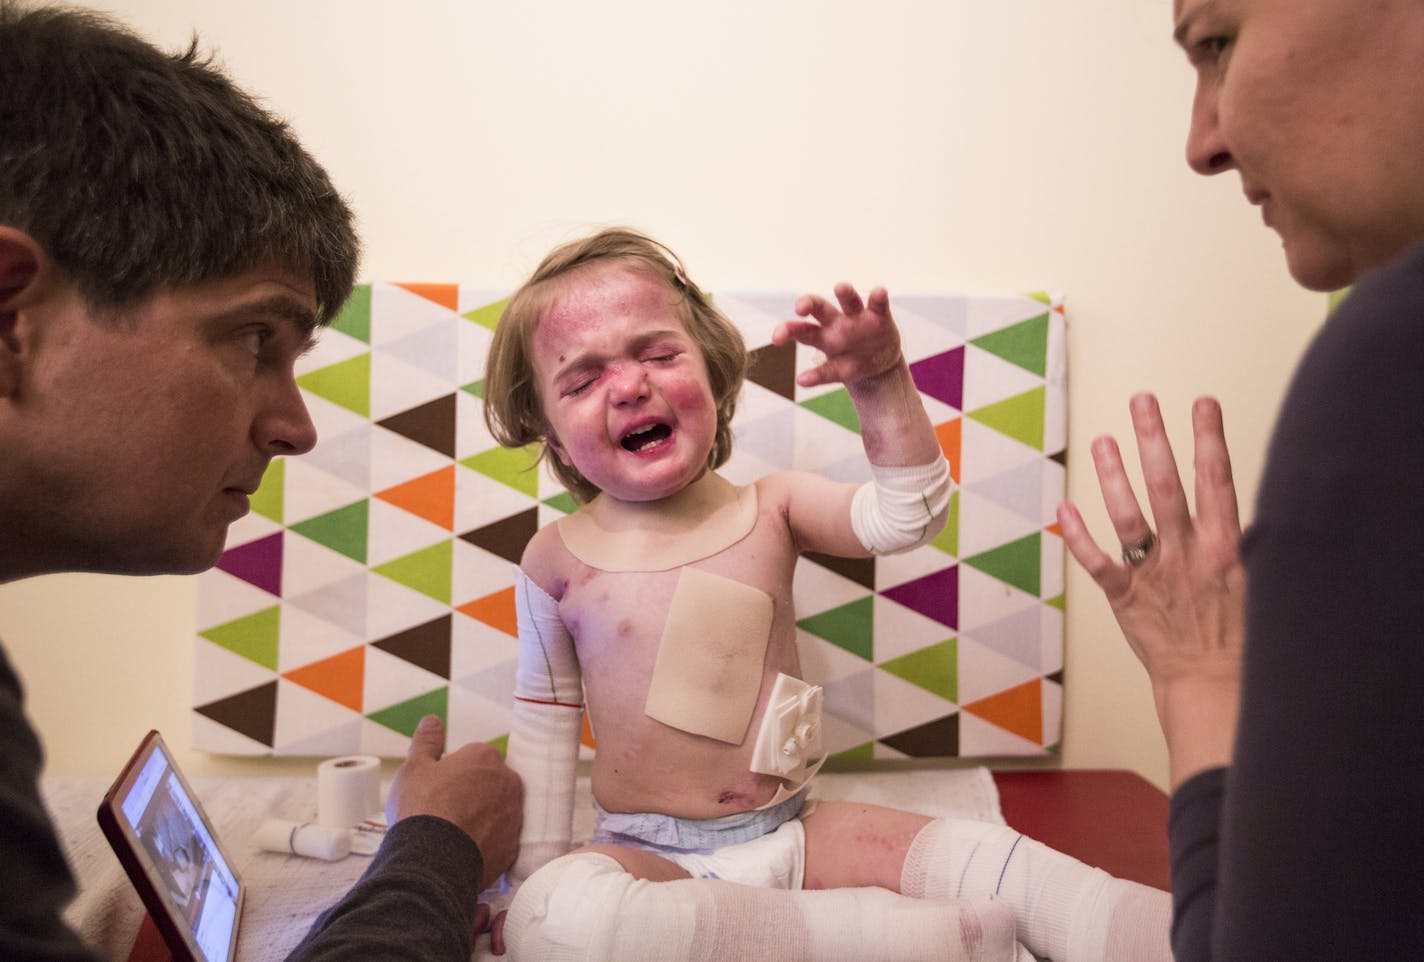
left=196, top=286, right=1068, bottom=759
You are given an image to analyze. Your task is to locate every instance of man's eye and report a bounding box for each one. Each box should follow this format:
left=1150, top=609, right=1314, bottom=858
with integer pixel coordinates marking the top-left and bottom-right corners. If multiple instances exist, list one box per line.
left=239, top=330, right=267, bottom=357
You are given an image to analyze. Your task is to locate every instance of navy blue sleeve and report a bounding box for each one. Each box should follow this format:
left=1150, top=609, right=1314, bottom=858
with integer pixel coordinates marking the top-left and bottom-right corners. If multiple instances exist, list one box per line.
left=1180, top=242, right=1424, bottom=960
left=285, top=814, right=485, bottom=962
left=0, top=646, right=104, bottom=962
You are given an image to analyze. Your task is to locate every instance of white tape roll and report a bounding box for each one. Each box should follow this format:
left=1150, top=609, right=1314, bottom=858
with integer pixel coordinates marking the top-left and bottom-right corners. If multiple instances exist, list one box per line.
left=253, top=819, right=352, bottom=861
left=317, top=755, right=381, bottom=829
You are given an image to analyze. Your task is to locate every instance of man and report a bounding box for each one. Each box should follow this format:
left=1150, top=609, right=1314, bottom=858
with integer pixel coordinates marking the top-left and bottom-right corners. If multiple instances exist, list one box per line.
left=0, top=3, right=521, bottom=959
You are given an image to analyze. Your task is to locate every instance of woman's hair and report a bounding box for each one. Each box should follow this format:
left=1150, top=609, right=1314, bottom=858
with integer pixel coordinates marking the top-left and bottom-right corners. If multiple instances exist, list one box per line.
left=483, top=227, right=747, bottom=503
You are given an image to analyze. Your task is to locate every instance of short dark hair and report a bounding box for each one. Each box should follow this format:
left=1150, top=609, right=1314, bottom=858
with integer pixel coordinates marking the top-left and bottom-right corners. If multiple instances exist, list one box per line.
left=0, top=2, right=358, bottom=322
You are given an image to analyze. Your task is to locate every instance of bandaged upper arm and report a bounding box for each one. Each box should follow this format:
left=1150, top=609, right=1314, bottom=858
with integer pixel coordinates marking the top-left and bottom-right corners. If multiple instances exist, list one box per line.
left=850, top=454, right=953, bottom=554
left=508, top=568, right=583, bottom=880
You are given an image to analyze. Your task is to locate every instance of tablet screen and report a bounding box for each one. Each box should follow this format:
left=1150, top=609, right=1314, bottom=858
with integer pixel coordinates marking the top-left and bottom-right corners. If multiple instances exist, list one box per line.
left=98, top=731, right=242, bottom=962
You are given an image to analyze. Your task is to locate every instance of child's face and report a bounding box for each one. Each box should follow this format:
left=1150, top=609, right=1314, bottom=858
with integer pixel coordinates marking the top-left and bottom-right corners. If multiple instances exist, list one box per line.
left=532, top=264, right=718, bottom=502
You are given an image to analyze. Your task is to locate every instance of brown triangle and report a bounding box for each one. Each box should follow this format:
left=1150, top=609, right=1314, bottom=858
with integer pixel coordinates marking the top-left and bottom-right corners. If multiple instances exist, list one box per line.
left=377, top=393, right=457, bottom=459
left=372, top=615, right=453, bottom=679
left=880, top=712, right=959, bottom=758
left=460, top=507, right=539, bottom=565
left=804, top=551, right=876, bottom=591
left=195, top=680, right=278, bottom=747
left=747, top=340, right=798, bottom=400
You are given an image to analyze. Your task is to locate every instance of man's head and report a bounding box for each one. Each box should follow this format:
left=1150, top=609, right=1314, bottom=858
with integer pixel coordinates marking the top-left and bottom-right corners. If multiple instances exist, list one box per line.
left=0, top=1, right=357, bottom=319
left=1174, top=0, right=1424, bottom=290
left=484, top=228, right=746, bottom=503
left=0, top=3, right=359, bottom=581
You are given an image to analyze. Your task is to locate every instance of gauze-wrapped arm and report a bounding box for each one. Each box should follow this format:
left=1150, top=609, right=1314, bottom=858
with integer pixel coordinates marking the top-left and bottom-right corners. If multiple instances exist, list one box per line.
left=505, top=569, right=584, bottom=882
left=850, top=456, right=954, bottom=554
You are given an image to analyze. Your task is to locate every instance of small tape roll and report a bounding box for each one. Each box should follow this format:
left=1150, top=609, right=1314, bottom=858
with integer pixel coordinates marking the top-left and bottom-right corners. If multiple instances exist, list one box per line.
left=317, top=755, right=381, bottom=829
left=253, top=819, right=352, bottom=861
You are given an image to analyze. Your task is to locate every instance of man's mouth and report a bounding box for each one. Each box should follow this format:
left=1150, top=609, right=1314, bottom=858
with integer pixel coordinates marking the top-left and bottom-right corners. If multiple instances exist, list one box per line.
left=621, top=423, right=672, bottom=452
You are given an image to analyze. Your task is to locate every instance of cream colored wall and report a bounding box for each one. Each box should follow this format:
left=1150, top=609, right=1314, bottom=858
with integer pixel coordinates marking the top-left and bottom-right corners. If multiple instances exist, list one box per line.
left=0, top=0, right=1322, bottom=788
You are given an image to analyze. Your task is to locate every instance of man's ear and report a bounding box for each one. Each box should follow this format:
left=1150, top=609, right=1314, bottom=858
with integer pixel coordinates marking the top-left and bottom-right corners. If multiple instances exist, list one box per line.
left=0, top=228, right=52, bottom=398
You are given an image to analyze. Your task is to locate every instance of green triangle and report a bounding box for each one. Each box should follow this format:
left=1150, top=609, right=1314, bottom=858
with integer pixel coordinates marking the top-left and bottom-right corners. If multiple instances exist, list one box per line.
left=967, top=386, right=1045, bottom=450
left=462, top=379, right=485, bottom=399
left=289, top=500, right=369, bottom=564
left=543, top=491, right=579, bottom=515
left=373, top=540, right=453, bottom=604
left=799, top=388, right=861, bottom=434
left=367, top=686, right=448, bottom=738
left=251, top=459, right=285, bottom=523
left=971, top=312, right=1049, bottom=377
left=200, top=606, right=280, bottom=671
left=490, top=734, right=509, bottom=757
left=930, top=490, right=959, bottom=557
left=832, top=742, right=875, bottom=763
left=1023, top=290, right=1052, bottom=306
left=964, top=532, right=1041, bottom=597
left=797, top=596, right=873, bottom=661
left=331, top=284, right=372, bottom=343
left=463, top=298, right=510, bottom=332
left=1044, top=593, right=1065, bottom=612
left=879, top=638, right=957, bottom=702
left=1327, top=286, right=1352, bottom=315
left=297, top=352, right=370, bottom=418
left=461, top=444, right=542, bottom=499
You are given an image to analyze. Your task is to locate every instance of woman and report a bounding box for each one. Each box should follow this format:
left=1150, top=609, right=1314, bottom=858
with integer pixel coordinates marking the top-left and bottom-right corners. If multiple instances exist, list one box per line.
left=1056, top=1, right=1424, bottom=959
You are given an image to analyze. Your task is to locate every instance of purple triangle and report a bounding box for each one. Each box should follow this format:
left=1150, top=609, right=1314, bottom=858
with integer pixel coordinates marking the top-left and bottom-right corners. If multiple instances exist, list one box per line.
left=909, top=346, right=964, bottom=411
left=217, top=532, right=284, bottom=596
left=882, top=565, right=957, bottom=630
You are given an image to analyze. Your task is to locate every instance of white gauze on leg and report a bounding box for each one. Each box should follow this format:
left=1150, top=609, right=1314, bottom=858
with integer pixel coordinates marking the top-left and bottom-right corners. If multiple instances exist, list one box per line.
left=851, top=455, right=953, bottom=554
left=505, top=851, right=1021, bottom=962
left=506, top=569, right=584, bottom=881
left=900, top=818, right=1172, bottom=962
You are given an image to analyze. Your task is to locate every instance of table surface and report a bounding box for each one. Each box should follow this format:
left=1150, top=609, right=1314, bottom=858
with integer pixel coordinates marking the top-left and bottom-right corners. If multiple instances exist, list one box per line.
left=114, top=767, right=1171, bottom=961
left=993, top=768, right=1171, bottom=891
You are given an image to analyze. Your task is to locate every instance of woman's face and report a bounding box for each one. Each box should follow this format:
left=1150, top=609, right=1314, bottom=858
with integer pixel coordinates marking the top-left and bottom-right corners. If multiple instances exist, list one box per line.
left=1175, top=0, right=1424, bottom=290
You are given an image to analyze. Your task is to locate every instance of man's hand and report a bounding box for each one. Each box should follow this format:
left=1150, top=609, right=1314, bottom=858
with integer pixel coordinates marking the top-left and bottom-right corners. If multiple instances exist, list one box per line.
left=386, top=715, right=523, bottom=881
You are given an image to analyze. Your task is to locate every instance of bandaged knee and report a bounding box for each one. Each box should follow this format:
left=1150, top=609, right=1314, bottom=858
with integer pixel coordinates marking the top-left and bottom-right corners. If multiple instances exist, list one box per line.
left=901, top=818, right=1172, bottom=962
left=505, top=850, right=1022, bottom=962
left=851, top=455, right=953, bottom=554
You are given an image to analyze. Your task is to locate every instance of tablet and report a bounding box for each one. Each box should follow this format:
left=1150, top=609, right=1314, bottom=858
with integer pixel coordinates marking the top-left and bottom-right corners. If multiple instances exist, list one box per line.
left=97, top=731, right=244, bottom=962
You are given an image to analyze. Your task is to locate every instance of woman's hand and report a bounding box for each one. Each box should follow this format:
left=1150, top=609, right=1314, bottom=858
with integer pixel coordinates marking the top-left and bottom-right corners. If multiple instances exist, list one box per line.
left=1056, top=394, right=1246, bottom=789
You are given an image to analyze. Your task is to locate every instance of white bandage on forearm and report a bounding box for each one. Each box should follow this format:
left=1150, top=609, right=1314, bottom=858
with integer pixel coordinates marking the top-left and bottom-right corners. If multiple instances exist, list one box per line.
left=507, top=569, right=584, bottom=881
left=850, top=455, right=953, bottom=555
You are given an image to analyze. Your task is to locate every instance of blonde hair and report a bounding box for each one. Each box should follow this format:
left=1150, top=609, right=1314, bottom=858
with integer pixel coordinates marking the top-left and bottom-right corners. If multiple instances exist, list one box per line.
left=483, top=227, right=747, bottom=503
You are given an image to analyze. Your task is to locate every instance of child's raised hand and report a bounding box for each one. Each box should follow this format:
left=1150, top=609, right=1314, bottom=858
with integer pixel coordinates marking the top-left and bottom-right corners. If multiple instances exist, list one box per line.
left=773, top=283, right=905, bottom=389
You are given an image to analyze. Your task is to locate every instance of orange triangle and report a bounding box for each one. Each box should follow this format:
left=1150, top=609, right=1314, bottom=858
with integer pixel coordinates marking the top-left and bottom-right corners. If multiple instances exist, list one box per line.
left=376, top=465, right=455, bottom=530
left=456, top=585, right=517, bottom=637
left=1044, top=522, right=1062, bottom=537
left=394, top=282, right=460, bottom=312
left=962, top=678, right=1042, bottom=745
left=581, top=711, right=598, bottom=751
left=935, top=417, right=963, bottom=484
left=283, top=645, right=366, bottom=713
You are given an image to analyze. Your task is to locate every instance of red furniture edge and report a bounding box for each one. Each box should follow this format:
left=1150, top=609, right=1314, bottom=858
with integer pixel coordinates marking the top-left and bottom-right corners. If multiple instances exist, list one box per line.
left=992, top=769, right=1171, bottom=891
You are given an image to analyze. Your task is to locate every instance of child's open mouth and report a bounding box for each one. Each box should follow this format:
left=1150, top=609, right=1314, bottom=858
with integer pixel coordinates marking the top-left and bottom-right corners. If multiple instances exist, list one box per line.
left=621, top=423, right=672, bottom=452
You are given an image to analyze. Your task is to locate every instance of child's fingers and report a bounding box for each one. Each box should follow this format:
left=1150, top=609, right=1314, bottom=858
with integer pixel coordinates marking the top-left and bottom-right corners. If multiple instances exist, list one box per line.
left=832, top=282, right=865, bottom=317
left=772, top=318, right=827, bottom=349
